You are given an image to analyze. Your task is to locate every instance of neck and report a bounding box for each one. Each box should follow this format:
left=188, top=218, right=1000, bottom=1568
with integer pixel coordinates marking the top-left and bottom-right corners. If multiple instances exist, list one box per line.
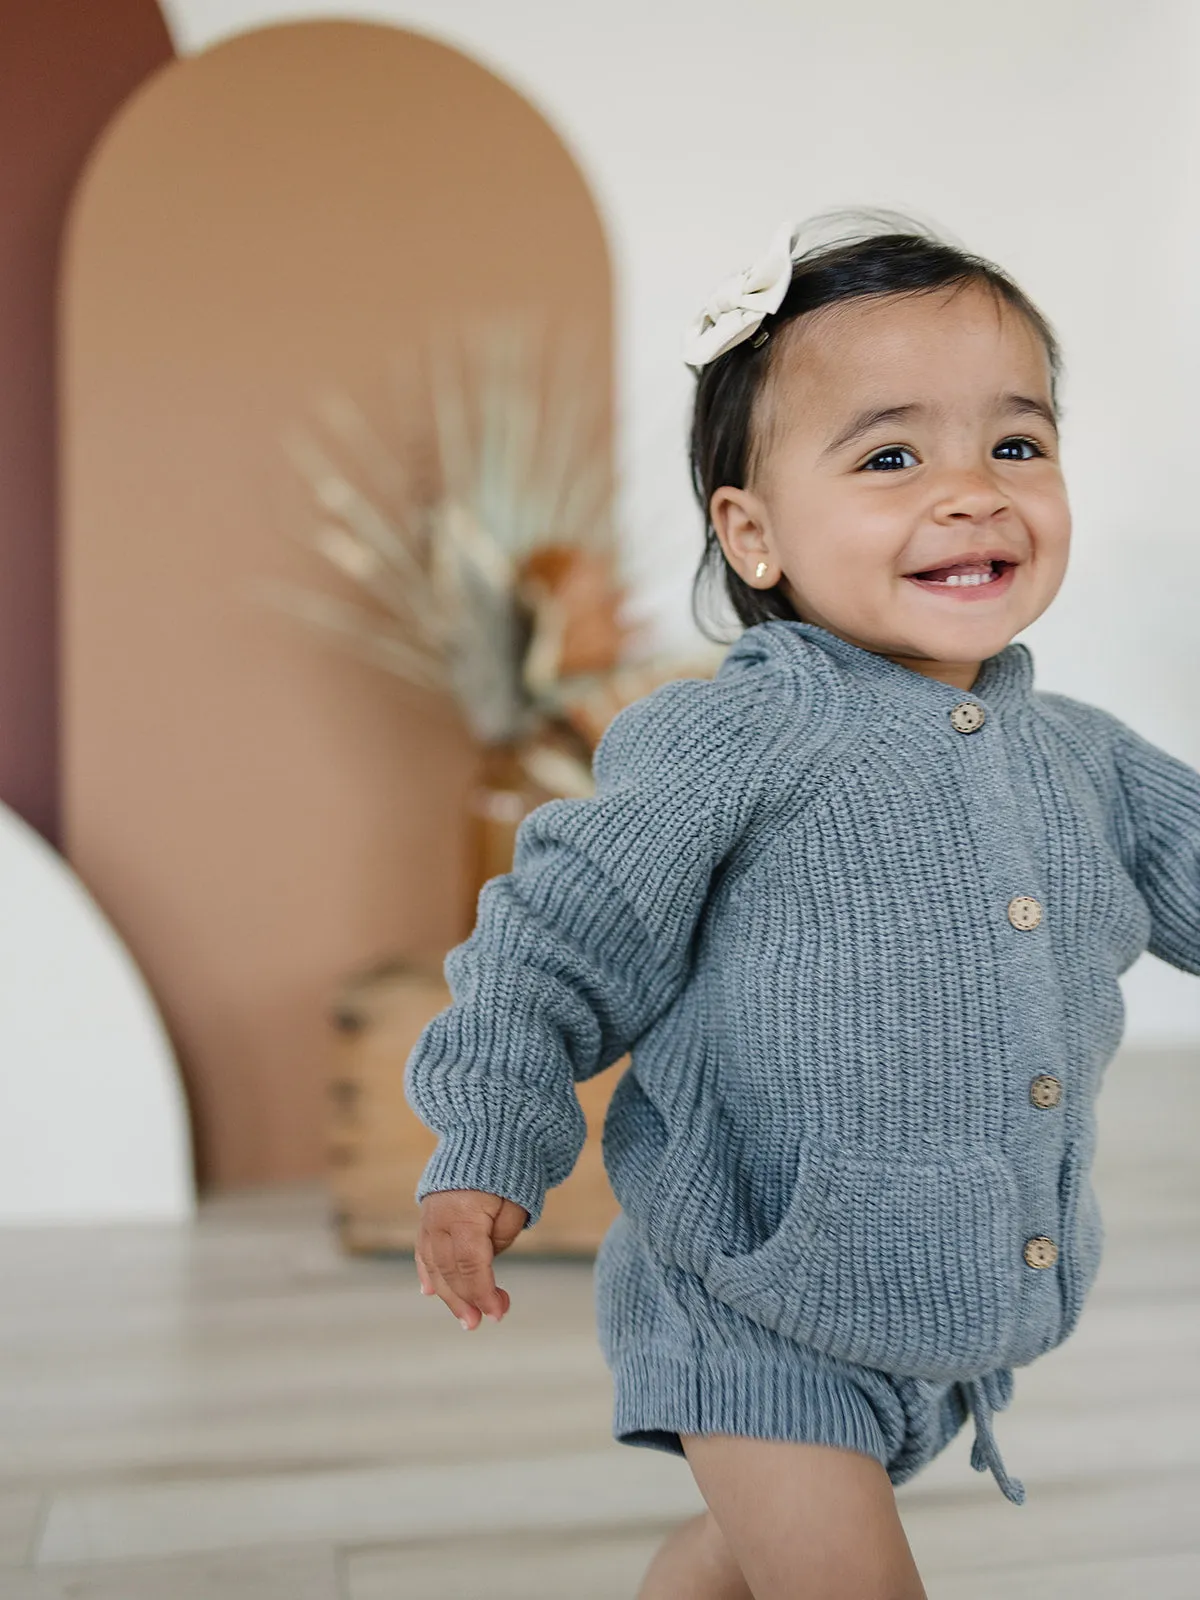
left=884, top=654, right=983, bottom=693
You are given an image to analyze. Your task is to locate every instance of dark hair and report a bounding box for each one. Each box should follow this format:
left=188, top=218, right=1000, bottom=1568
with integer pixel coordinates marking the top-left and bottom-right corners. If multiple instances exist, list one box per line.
left=688, top=208, right=1064, bottom=642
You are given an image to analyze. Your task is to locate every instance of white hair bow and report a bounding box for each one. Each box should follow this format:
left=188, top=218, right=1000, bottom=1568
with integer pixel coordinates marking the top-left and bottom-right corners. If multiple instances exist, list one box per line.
left=682, top=220, right=803, bottom=371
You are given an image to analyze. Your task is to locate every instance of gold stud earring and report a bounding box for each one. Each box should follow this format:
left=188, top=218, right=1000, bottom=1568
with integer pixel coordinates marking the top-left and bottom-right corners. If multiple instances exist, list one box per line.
left=754, top=561, right=769, bottom=581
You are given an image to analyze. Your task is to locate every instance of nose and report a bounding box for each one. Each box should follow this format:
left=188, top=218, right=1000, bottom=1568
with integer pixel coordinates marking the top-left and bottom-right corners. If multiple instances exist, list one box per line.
left=932, top=464, right=1011, bottom=522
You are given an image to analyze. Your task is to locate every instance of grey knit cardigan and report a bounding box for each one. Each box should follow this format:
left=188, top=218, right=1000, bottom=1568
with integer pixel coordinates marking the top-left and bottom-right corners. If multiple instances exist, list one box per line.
left=404, top=617, right=1199, bottom=1438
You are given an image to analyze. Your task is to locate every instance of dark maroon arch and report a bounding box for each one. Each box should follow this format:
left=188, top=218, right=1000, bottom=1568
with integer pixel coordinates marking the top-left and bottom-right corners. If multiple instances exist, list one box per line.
left=0, top=0, right=174, bottom=845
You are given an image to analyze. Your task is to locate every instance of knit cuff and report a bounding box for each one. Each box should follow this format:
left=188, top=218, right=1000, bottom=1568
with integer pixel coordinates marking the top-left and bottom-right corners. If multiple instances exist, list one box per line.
left=608, top=1348, right=888, bottom=1467
left=414, top=1123, right=548, bottom=1230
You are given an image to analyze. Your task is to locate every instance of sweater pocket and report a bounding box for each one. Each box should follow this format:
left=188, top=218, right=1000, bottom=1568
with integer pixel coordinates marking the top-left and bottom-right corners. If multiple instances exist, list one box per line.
left=702, top=1138, right=1022, bottom=1379
left=1057, top=1140, right=1104, bottom=1341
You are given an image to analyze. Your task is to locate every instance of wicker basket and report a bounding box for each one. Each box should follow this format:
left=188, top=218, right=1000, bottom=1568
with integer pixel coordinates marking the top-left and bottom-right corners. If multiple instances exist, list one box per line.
left=327, top=957, right=626, bottom=1255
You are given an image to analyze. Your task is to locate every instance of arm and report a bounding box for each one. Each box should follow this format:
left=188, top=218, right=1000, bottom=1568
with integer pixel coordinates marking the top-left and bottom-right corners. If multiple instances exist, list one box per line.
left=403, top=674, right=766, bottom=1229
left=1112, top=718, right=1200, bottom=975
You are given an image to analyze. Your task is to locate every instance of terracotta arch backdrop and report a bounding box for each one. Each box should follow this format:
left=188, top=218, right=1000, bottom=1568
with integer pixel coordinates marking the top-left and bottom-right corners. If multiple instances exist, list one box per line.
left=61, top=20, right=613, bottom=1188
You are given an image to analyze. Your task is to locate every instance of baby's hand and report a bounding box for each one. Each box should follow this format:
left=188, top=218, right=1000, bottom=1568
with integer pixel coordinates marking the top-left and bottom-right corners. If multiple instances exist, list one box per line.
left=414, top=1189, right=529, bottom=1330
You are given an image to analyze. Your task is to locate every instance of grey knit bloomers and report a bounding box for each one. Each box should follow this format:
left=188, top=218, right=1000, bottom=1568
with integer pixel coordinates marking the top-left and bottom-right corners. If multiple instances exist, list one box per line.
left=594, top=1209, right=1022, bottom=1500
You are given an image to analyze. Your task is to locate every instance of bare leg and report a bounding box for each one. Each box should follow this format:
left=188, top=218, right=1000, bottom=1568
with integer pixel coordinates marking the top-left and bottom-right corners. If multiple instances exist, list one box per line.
left=679, top=1433, right=927, bottom=1600
left=637, top=1509, right=755, bottom=1599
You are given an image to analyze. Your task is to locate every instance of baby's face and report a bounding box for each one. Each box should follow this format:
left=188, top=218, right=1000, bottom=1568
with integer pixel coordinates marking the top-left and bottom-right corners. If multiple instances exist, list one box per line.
left=710, top=282, right=1071, bottom=686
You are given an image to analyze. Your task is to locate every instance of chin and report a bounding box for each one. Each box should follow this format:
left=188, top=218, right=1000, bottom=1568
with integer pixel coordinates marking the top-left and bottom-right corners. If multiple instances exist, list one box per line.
left=898, top=614, right=1021, bottom=663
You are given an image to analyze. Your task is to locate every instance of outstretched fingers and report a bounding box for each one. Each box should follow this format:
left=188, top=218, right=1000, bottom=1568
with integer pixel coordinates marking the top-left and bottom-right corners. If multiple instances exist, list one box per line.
left=415, top=1192, right=515, bottom=1329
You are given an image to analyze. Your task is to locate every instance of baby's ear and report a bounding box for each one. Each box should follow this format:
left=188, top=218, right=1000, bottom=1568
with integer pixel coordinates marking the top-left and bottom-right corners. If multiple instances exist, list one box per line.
left=709, top=484, right=770, bottom=575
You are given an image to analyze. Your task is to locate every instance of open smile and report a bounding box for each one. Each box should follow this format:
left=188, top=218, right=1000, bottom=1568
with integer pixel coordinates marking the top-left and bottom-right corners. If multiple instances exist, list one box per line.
left=903, top=558, right=1018, bottom=601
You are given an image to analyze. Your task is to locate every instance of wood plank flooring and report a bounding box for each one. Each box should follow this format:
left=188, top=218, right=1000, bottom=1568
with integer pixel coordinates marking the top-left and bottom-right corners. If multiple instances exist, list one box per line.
left=1, top=1045, right=1196, bottom=1598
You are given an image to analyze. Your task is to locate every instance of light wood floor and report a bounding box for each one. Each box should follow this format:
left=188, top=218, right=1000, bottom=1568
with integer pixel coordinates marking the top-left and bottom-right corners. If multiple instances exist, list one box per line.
left=1, top=1046, right=1197, bottom=1599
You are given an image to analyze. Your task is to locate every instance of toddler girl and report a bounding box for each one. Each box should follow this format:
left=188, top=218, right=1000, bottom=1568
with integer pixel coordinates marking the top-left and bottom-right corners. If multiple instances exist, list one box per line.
left=403, top=209, right=1200, bottom=1599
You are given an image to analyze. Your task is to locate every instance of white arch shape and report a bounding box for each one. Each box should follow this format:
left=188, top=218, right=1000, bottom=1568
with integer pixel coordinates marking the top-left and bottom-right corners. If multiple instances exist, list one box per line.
left=0, top=800, right=194, bottom=1223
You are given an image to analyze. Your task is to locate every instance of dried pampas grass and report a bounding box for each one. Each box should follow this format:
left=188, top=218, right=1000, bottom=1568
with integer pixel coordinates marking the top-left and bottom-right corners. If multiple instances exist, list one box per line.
left=254, top=316, right=720, bottom=795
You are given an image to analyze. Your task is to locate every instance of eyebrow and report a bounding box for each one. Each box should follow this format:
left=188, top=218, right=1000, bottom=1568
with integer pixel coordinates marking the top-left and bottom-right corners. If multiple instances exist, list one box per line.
left=819, top=393, right=1059, bottom=460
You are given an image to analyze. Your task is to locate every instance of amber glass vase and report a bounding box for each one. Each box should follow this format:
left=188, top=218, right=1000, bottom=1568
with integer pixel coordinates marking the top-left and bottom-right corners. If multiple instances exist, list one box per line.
left=461, top=741, right=551, bottom=941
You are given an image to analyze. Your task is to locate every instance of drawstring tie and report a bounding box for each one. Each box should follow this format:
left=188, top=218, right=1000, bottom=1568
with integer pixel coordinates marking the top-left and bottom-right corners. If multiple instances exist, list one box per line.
left=961, top=1369, right=1025, bottom=1505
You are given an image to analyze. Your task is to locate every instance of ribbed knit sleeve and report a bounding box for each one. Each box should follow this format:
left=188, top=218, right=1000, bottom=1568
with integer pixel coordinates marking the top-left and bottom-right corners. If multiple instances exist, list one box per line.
left=403, top=674, right=768, bottom=1228
left=1112, top=719, right=1200, bottom=975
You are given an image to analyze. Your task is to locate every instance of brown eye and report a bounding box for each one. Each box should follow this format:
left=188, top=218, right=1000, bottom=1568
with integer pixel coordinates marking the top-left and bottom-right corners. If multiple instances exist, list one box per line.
left=995, top=437, right=1045, bottom=460
left=861, top=446, right=918, bottom=472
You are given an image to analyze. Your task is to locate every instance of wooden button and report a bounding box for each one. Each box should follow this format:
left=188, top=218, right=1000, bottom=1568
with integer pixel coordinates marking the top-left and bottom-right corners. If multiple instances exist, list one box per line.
left=1030, top=1075, right=1062, bottom=1109
left=1024, top=1236, right=1058, bottom=1269
left=949, top=701, right=986, bottom=733
left=1008, top=895, right=1042, bottom=930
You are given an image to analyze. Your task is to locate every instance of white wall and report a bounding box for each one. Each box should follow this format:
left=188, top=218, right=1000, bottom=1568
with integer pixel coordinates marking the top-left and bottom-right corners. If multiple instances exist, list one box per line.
left=163, top=0, right=1200, bottom=1044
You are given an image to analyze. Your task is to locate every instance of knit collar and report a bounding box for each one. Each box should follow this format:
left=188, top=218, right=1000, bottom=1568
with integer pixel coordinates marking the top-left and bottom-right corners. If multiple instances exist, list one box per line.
left=725, top=618, right=1036, bottom=714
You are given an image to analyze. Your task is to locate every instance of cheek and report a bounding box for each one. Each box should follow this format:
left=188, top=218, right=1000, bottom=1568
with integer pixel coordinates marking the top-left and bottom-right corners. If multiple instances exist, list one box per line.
left=771, top=483, right=911, bottom=579
left=1025, top=484, right=1072, bottom=550
left=780, top=525, right=900, bottom=595
left=822, top=504, right=913, bottom=572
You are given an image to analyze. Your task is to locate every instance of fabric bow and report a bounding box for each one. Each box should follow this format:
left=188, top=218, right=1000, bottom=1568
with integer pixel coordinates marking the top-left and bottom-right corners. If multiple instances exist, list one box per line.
left=682, top=220, right=803, bottom=370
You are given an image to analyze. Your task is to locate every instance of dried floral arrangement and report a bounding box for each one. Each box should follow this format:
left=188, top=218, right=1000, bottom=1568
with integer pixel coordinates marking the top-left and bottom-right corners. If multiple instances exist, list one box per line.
left=256, top=318, right=722, bottom=801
